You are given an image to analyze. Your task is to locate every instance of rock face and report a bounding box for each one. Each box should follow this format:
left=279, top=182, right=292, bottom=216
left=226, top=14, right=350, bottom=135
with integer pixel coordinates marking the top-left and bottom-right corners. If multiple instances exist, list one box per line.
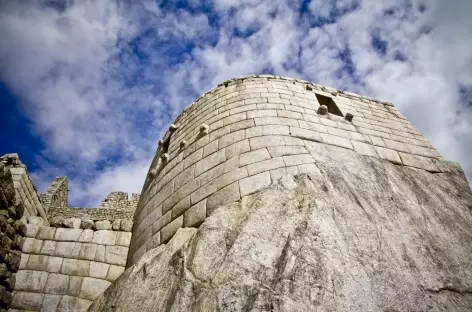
left=89, top=144, right=472, bottom=312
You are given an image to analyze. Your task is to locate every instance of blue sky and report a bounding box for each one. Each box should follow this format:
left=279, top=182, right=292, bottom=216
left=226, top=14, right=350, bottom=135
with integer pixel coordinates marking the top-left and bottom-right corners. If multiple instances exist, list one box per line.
left=1, top=0, right=471, bottom=206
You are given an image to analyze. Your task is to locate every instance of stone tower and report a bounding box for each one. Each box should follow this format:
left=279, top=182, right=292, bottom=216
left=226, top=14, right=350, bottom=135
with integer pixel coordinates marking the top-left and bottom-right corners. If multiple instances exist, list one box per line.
left=89, top=75, right=472, bottom=312
left=128, top=75, right=448, bottom=264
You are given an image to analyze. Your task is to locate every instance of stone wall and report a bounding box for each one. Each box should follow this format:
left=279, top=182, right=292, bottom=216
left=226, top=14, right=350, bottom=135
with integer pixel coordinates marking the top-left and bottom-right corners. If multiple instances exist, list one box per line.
left=45, top=179, right=139, bottom=222
left=0, top=156, right=27, bottom=310
left=127, top=75, right=445, bottom=266
left=10, top=217, right=131, bottom=312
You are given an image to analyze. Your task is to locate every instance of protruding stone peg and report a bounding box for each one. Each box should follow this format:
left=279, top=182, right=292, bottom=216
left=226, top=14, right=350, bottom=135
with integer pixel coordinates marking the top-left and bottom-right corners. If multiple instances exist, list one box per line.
left=180, top=140, right=188, bottom=149
left=157, top=157, right=162, bottom=166
left=161, top=153, right=169, bottom=162
left=169, top=124, right=178, bottom=132
left=317, top=105, right=328, bottom=115
left=200, top=124, right=209, bottom=135
left=149, top=169, right=157, bottom=178
left=345, top=113, right=354, bottom=122
left=305, top=85, right=313, bottom=91
left=158, top=139, right=164, bottom=147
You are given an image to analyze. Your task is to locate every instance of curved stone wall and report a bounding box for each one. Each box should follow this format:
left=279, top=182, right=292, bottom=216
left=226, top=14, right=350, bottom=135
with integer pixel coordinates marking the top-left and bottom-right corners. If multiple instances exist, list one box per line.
left=127, top=75, right=442, bottom=266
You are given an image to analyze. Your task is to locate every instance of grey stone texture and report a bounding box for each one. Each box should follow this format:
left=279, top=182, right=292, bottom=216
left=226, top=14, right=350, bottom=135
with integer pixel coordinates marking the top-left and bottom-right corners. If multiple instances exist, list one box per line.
left=91, top=156, right=472, bottom=311
left=128, top=75, right=452, bottom=267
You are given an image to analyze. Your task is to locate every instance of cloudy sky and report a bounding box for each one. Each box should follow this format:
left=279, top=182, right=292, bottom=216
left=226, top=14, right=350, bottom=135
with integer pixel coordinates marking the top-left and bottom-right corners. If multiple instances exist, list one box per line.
left=0, top=0, right=471, bottom=206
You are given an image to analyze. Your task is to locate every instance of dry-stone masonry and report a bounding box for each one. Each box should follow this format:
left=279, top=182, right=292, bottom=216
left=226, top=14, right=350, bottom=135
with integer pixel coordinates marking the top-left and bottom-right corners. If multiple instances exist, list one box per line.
left=127, top=75, right=445, bottom=266
left=0, top=154, right=138, bottom=311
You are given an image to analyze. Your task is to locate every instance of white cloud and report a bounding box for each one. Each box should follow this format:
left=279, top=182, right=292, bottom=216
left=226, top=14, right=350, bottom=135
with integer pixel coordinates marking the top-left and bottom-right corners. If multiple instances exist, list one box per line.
left=1, top=0, right=471, bottom=206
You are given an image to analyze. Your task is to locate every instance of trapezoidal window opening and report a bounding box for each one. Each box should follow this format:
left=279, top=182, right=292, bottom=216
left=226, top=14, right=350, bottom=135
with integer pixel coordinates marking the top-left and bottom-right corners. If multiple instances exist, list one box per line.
left=315, top=93, right=343, bottom=117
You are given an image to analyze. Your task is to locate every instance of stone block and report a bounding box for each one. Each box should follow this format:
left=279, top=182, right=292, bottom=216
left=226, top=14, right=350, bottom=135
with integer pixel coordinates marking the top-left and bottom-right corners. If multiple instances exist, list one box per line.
left=239, top=171, right=271, bottom=197
left=120, top=220, right=133, bottom=232
left=184, top=200, right=207, bottom=227
left=112, top=219, right=121, bottom=231
left=92, top=230, right=117, bottom=245
left=42, top=294, right=62, bottom=311
left=57, top=295, right=92, bottom=312
left=24, top=223, right=40, bottom=238
left=183, top=148, right=203, bottom=169
left=327, top=126, right=351, bottom=139
left=247, top=109, right=277, bottom=118
left=28, top=215, right=45, bottom=226
left=207, top=182, right=241, bottom=215
left=63, top=217, right=81, bottom=229
left=349, top=131, right=370, bottom=143
left=191, top=181, right=217, bottom=205
left=174, top=165, right=195, bottom=189
left=46, top=256, right=63, bottom=273
left=245, top=125, right=289, bottom=138
left=246, top=157, right=285, bottom=176
left=161, top=216, right=183, bottom=244
left=255, top=116, right=299, bottom=127
left=277, top=109, right=302, bottom=119
left=26, top=254, right=48, bottom=270
left=374, top=146, right=402, bottom=165
left=369, top=135, right=385, bottom=146
left=172, top=196, right=191, bottom=219
left=105, top=245, right=128, bottom=266
left=223, top=112, right=247, bottom=126
left=319, top=117, right=337, bottom=127
left=11, top=291, right=44, bottom=310
left=90, top=261, right=110, bottom=279
left=147, top=231, right=161, bottom=250
left=15, top=270, right=48, bottom=292
left=290, top=127, right=322, bottom=142
left=216, top=167, right=248, bottom=189
left=225, top=139, right=250, bottom=159
left=298, top=163, right=322, bottom=175
left=61, top=259, right=90, bottom=276
left=44, top=273, right=69, bottom=294
left=269, top=166, right=299, bottom=182
left=239, top=148, right=271, bottom=166
left=54, top=228, right=83, bottom=241
left=79, top=243, right=98, bottom=260
left=230, top=119, right=255, bottom=132
left=106, top=265, right=125, bottom=282
left=320, top=133, right=353, bottom=149
left=152, top=211, right=171, bottom=235
left=351, top=140, right=378, bottom=157
left=249, top=135, right=285, bottom=150
left=36, top=226, right=55, bottom=240
left=55, top=241, right=81, bottom=258
left=116, top=232, right=132, bottom=246
left=40, top=240, right=57, bottom=255
left=80, top=277, right=111, bottom=300
left=283, top=135, right=305, bottom=146
left=399, top=152, right=440, bottom=172
left=81, top=219, right=94, bottom=229
left=267, top=145, right=308, bottom=157
left=78, top=229, right=94, bottom=242
left=282, top=154, right=316, bottom=166
left=203, top=140, right=219, bottom=158
left=95, top=220, right=112, bottom=230
left=68, top=276, right=83, bottom=296
left=195, top=149, right=226, bottom=177
left=23, top=237, right=42, bottom=254
left=19, top=253, right=29, bottom=269
left=383, top=138, right=410, bottom=153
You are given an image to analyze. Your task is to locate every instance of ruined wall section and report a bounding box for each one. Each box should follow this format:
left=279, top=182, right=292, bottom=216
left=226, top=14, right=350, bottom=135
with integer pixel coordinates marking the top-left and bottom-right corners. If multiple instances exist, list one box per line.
left=10, top=217, right=132, bottom=311
left=39, top=177, right=68, bottom=216
left=127, top=75, right=445, bottom=265
left=0, top=156, right=28, bottom=310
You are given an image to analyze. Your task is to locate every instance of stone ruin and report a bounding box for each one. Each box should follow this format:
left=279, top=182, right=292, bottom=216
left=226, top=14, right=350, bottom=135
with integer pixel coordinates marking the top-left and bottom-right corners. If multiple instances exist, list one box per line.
left=0, top=154, right=138, bottom=311
left=3, top=75, right=472, bottom=311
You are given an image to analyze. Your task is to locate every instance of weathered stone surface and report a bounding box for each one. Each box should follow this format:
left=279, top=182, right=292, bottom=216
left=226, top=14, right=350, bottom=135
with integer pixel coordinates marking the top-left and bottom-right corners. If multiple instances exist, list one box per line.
left=44, top=273, right=69, bottom=294
left=54, top=241, right=81, bottom=258
left=106, top=265, right=125, bottom=282
left=80, top=277, right=111, bottom=300
left=95, top=220, right=112, bottom=230
left=112, top=219, right=121, bottom=231
left=90, top=144, right=472, bottom=312
left=54, top=228, right=82, bottom=241
left=105, top=245, right=128, bottom=266
left=63, top=217, right=81, bottom=229
left=116, top=232, right=132, bottom=246
left=11, top=291, right=43, bottom=310
left=92, top=230, right=117, bottom=245
left=120, top=220, right=133, bottom=232
left=57, top=295, right=92, bottom=312
left=78, top=229, right=94, bottom=242
left=42, top=294, right=62, bottom=311
left=24, top=223, right=40, bottom=237
left=89, top=261, right=110, bottom=279
left=36, top=226, right=56, bottom=240
left=81, top=219, right=94, bottom=229
left=15, top=270, right=48, bottom=292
